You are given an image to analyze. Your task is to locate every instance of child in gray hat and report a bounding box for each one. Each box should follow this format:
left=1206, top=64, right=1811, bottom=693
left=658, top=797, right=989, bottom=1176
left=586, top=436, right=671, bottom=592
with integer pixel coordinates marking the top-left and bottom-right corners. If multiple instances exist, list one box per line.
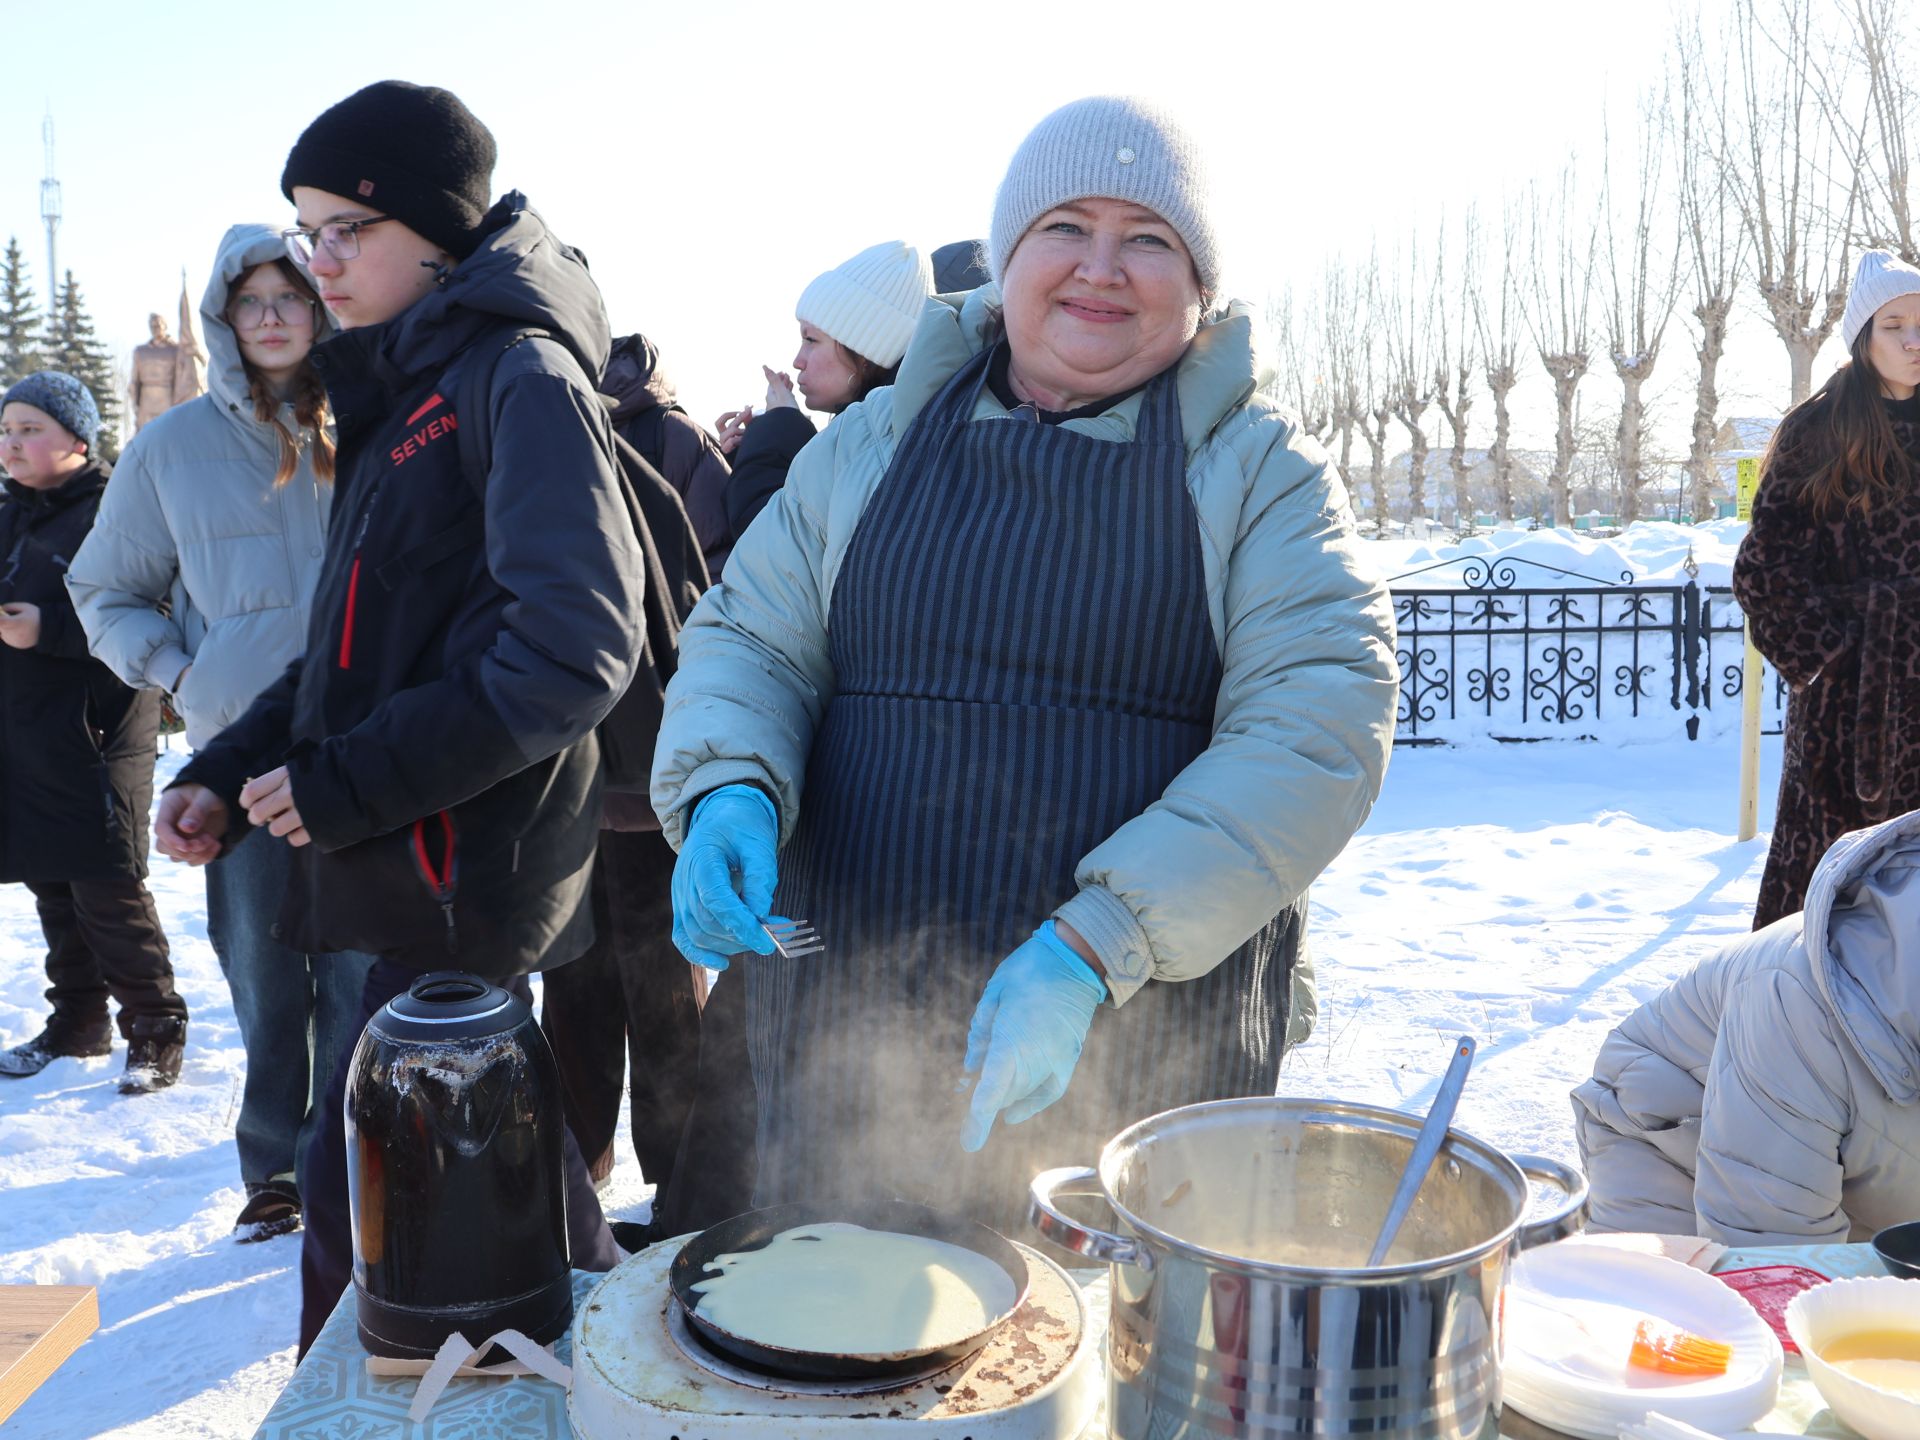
left=0, top=371, right=188, bottom=1092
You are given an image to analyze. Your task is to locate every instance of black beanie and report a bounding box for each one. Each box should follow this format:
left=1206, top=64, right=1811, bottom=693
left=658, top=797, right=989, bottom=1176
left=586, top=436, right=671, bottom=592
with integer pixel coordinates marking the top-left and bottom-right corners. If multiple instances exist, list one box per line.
left=281, top=81, right=496, bottom=259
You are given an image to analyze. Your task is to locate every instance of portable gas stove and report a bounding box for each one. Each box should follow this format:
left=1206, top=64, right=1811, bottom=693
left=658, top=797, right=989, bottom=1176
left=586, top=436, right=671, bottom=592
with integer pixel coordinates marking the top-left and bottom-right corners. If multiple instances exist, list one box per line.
left=567, top=1238, right=1104, bottom=1439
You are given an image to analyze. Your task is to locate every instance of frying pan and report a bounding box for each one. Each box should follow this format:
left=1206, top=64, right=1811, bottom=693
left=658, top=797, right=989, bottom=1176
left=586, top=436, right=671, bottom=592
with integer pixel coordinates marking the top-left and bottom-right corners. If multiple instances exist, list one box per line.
left=668, top=1197, right=1031, bottom=1381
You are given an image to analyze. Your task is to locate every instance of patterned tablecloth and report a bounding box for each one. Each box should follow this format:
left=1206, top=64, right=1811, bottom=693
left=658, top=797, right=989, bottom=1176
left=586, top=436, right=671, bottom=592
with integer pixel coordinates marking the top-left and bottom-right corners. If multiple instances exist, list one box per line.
left=256, top=1243, right=1895, bottom=1439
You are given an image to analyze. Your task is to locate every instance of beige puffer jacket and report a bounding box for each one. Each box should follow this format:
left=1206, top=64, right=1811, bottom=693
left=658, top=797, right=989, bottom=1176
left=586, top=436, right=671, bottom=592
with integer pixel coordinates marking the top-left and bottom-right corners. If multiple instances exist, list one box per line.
left=650, top=285, right=1398, bottom=1006
left=1572, top=810, right=1920, bottom=1244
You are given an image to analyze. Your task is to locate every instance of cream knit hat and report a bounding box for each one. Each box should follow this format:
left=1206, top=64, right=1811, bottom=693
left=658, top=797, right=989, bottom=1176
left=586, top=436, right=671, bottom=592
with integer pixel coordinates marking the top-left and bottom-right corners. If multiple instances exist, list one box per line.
left=1842, top=249, right=1920, bottom=350
left=989, top=95, right=1219, bottom=295
left=795, top=241, right=933, bottom=369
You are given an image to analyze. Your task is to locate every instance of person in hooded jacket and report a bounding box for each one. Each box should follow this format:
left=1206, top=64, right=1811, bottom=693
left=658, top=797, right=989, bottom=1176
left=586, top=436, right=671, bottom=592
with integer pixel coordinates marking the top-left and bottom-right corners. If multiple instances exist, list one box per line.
left=0, top=372, right=189, bottom=1094
left=1572, top=808, right=1920, bottom=1245
left=602, top=332, right=732, bottom=577
left=66, top=226, right=377, bottom=1242
left=715, top=240, right=931, bottom=543
left=152, top=81, right=642, bottom=1353
left=540, top=329, right=733, bottom=1199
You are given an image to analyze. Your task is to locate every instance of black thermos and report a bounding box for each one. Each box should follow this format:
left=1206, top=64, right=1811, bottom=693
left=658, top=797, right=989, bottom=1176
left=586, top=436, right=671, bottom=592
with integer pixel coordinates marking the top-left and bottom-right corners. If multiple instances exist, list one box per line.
left=345, top=971, right=572, bottom=1358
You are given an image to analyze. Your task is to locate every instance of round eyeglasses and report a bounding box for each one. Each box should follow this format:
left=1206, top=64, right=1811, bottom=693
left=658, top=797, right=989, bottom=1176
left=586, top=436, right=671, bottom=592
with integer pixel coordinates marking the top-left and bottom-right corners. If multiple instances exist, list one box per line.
left=229, top=290, right=316, bottom=327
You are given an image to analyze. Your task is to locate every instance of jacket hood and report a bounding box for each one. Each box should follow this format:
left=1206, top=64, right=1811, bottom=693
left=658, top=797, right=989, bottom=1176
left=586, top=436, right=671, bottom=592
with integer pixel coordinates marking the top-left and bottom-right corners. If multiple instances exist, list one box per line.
left=1803, top=808, right=1920, bottom=1103
left=602, top=333, right=677, bottom=422
left=366, top=191, right=611, bottom=391
left=890, top=283, right=1260, bottom=460
left=201, top=223, right=337, bottom=418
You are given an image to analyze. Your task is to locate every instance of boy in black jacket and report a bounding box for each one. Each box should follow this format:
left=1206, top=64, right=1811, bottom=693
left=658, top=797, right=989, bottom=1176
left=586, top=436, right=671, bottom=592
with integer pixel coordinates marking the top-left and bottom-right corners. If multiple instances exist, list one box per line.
left=156, top=81, right=643, bottom=1353
left=0, top=372, right=188, bottom=1093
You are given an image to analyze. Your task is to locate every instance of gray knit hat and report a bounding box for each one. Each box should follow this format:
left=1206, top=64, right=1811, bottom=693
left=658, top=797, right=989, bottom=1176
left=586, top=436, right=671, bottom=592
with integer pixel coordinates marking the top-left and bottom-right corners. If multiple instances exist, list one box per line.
left=1842, top=248, right=1920, bottom=350
left=1, top=371, right=100, bottom=451
left=795, top=240, right=932, bottom=368
left=989, top=95, right=1219, bottom=296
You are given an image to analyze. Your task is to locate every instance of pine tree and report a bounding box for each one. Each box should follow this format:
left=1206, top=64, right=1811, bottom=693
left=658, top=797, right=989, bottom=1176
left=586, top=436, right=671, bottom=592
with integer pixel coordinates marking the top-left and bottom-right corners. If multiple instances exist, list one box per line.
left=0, top=237, right=44, bottom=387
left=44, top=270, right=122, bottom=461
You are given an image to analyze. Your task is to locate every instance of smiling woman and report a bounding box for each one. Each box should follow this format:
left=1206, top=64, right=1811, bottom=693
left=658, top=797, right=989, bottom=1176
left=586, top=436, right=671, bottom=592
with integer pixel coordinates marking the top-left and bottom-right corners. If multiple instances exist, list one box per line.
left=650, top=94, right=1398, bottom=1239
left=999, top=198, right=1203, bottom=410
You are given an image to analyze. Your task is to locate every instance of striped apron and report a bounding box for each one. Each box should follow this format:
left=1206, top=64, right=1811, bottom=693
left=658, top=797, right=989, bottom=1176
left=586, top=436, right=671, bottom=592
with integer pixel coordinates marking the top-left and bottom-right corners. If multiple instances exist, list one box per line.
left=747, top=345, right=1298, bottom=1233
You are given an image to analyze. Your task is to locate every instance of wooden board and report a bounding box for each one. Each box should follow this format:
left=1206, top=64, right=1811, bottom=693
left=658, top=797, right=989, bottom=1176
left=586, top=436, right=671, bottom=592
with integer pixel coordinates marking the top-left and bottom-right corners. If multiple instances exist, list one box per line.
left=0, top=1286, right=99, bottom=1424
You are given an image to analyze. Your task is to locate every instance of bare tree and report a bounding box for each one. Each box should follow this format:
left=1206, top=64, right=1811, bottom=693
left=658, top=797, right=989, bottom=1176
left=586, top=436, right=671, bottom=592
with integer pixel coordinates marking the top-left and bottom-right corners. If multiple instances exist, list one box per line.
left=1267, top=284, right=1331, bottom=440
left=1319, top=260, right=1365, bottom=504
left=1432, top=215, right=1480, bottom=530
left=1357, top=257, right=1394, bottom=534
left=1812, top=0, right=1918, bottom=261
left=1730, top=0, right=1862, bottom=404
left=1387, top=239, right=1437, bottom=522
left=1676, top=8, right=1752, bottom=521
left=1599, top=95, right=1683, bottom=525
left=1527, top=166, right=1596, bottom=527
left=1474, top=198, right=1526, bottom=524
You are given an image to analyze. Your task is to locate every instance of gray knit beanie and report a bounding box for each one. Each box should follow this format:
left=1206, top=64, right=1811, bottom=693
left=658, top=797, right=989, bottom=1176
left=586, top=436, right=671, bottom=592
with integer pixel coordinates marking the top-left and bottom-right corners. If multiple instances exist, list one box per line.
left=989, top=95, right=1219, bottom=296
left=2, top=371, right=100, bottom=451
left=1842, top=248, right=1920, bottom=350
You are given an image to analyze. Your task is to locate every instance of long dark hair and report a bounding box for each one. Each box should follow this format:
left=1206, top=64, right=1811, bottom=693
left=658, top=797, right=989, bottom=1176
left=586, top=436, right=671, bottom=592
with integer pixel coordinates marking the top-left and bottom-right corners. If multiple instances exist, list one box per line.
left=1760, top=323, right=1914, bottom=521
left=232, top=259, right=335, bottom=487
left=829, top=339, right=897, bottom=411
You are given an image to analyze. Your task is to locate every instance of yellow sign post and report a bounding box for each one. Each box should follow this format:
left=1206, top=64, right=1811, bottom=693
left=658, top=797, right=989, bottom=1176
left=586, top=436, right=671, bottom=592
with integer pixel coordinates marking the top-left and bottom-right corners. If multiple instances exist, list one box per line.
left=1736, top=457, right=1763, bottom=842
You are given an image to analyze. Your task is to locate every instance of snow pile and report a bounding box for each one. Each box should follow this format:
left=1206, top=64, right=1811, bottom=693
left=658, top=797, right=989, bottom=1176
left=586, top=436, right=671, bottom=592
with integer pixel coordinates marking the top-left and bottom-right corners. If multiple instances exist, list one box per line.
left=1366, top=519, right=1749, bottom=591
left=0, top=735, right=1780, bottom=1437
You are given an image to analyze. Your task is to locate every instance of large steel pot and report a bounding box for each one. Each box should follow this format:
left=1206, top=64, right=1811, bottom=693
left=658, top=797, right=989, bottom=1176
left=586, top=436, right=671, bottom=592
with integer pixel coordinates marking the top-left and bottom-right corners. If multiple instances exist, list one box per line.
left=1030, top=1097, right=1587, bottom=1440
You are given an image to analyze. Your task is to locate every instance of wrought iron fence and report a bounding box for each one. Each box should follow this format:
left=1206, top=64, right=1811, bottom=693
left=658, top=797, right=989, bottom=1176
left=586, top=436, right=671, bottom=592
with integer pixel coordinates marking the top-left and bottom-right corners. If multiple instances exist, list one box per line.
left=1387, top=557, right=1788, bottom=744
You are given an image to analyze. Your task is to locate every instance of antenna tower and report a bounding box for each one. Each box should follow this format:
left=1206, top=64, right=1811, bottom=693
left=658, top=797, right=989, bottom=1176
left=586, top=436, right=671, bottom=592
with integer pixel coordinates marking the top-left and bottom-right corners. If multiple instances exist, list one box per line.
left=41, top=108, right=62, bottom=310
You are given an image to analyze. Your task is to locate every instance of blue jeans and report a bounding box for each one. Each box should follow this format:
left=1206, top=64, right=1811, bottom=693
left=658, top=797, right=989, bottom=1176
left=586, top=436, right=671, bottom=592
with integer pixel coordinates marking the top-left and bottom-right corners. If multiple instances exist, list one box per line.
left=205, top=832, right=376, bottom=1197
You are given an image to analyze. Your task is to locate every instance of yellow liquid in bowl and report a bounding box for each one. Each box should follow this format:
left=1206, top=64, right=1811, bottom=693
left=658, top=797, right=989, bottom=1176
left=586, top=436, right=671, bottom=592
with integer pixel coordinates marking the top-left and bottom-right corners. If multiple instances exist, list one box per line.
left=1820, top=1329, right=1920, bottom=1400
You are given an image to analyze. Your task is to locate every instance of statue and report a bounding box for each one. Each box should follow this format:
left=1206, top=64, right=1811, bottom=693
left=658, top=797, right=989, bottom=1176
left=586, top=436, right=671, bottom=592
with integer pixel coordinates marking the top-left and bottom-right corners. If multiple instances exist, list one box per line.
left=173, top=275, right=206, bottom=408
left=130, top=313, right=183, bottom=433
left=129, top=276, right=206, bottom=434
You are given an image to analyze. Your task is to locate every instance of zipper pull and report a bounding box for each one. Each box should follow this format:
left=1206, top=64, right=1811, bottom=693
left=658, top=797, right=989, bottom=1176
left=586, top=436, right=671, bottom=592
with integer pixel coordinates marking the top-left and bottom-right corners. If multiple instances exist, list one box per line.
left=442, top=902, right=458, bottom=954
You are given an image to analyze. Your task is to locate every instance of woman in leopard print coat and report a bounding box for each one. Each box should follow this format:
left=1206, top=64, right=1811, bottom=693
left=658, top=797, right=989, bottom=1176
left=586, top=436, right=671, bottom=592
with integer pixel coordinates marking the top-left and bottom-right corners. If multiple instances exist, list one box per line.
left=1733, top=251, right=1920, bottom=928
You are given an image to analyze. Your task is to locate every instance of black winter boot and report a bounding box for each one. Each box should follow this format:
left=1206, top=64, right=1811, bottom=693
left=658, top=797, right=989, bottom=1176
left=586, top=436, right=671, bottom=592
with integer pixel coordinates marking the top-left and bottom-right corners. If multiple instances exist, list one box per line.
left=233, top=1180, right=303, bottom=1244
left=119, top=1016, right=187, bottom=1094
left=0, top=1012, right=113, bottom=1078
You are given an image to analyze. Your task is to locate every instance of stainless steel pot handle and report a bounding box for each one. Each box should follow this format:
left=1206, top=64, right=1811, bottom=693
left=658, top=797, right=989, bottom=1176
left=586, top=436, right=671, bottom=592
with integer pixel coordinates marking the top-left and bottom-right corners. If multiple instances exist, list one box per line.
left=1511, top=1153, right=1589, bottom=1250
left=1029, top=1166, right=1155, bottom=1270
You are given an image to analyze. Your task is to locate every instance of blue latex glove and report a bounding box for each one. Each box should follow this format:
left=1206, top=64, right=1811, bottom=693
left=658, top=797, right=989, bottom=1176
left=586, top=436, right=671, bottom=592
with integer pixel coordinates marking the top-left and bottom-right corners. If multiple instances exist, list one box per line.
left=961, top=921, right=1108, bottom=1152
left=670, top=785, right=779, bottom=971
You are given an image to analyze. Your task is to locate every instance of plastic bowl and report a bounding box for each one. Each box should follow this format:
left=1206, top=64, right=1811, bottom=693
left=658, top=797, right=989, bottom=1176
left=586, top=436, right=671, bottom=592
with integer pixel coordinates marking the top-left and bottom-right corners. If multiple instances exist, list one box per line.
left=1784, top=1275, right=1920, bottom=1440
left=1872, top=1222, right=1920, bottom=1281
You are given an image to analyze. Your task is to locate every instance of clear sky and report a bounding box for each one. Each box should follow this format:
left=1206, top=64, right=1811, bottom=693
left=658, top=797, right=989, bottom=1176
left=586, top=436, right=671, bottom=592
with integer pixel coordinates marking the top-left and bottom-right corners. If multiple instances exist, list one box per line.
left=0, top=0, right=1812, bottom=462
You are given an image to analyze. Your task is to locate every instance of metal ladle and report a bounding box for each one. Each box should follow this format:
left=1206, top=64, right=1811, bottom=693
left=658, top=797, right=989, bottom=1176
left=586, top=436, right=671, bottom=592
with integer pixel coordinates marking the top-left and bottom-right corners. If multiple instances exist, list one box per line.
left=1365, top=1035, right=1479, bottom=1267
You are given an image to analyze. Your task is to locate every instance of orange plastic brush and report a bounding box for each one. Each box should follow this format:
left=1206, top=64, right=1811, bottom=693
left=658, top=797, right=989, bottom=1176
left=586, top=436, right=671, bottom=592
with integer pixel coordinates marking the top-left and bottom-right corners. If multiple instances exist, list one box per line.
left=1628, top=1319, right=1734, bottom=1375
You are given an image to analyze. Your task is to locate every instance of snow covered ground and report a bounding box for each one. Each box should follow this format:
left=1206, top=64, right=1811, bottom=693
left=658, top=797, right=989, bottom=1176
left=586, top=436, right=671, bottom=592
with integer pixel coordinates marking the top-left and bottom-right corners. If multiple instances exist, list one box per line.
left=0, top=729, right=1783, bottom=1439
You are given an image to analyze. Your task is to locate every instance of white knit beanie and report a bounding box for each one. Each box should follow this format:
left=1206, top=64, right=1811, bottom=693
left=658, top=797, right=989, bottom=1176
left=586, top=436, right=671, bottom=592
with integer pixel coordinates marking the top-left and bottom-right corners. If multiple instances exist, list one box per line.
left=794, top=241, right=932, bottom=369
left=989, top=95, right=1220, bottom=296
left=1842, top=249, right=1920, bottom=350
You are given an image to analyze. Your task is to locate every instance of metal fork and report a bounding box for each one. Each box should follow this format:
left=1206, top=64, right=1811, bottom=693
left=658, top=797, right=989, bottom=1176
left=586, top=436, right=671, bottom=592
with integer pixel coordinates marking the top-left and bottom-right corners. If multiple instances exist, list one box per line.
left=760, top=917, right=824, bottom=959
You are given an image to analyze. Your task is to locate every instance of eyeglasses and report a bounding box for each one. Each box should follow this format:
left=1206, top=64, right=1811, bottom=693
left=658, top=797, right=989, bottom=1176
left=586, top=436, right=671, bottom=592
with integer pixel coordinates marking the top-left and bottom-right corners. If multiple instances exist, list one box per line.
left=228, top=290, right=316, bottom=327
left=281, top=215, right=396, bottom=266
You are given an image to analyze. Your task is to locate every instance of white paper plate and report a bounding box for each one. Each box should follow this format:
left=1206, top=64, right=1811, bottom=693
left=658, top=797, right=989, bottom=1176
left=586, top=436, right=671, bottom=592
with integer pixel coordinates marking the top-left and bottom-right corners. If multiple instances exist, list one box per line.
left=1502, top=1243, right=1784, bottom=1440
